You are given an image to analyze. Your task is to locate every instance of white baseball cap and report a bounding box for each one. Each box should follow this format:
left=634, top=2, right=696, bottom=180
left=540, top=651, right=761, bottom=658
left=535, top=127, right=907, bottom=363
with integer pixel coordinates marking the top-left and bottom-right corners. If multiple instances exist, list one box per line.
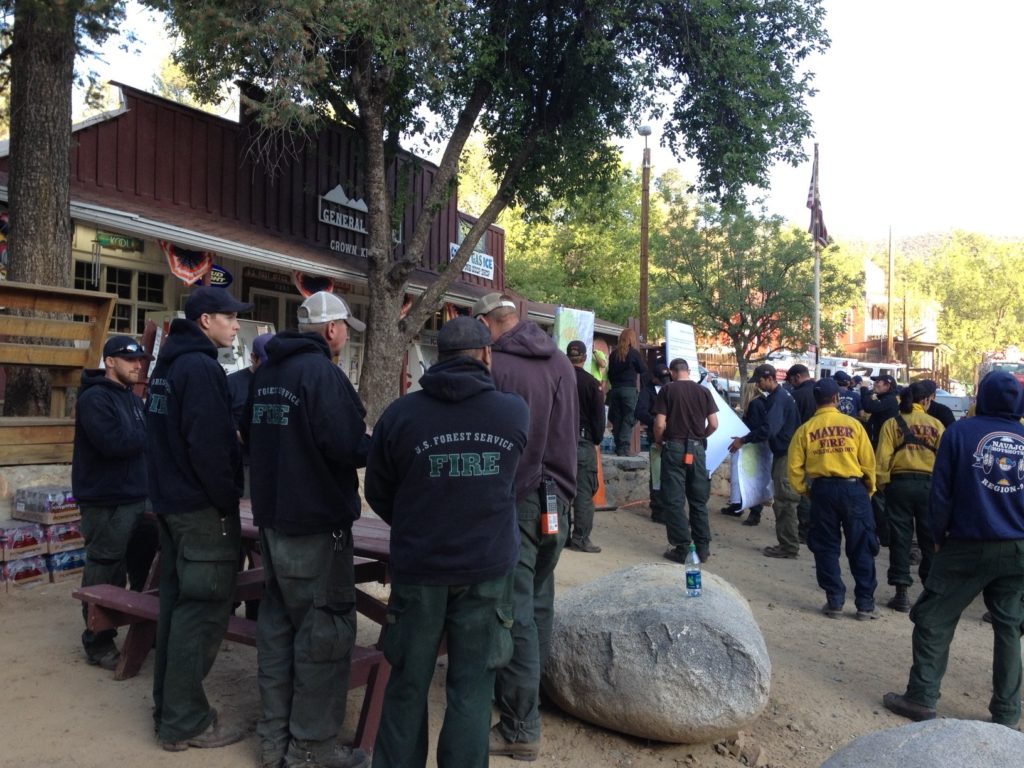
left=297, top=291, right=366, bottom=331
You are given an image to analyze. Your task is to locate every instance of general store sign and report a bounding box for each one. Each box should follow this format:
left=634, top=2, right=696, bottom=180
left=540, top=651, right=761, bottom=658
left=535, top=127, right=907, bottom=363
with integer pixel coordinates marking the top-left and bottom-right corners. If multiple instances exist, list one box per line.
left=319, top=185, right=402, bottom=254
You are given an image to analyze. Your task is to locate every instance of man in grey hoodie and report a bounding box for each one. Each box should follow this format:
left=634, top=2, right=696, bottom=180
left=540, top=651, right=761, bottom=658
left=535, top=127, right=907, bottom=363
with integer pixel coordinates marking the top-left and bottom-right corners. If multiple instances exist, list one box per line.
left=472, top=293, right=579, bottom=762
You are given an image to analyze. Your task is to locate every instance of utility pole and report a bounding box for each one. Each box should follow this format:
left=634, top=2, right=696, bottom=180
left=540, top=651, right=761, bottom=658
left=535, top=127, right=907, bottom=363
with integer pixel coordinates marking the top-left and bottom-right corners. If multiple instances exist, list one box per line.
left=638, top=125, right=652, bottom=344
left=886, top=226, right=895, bottom=360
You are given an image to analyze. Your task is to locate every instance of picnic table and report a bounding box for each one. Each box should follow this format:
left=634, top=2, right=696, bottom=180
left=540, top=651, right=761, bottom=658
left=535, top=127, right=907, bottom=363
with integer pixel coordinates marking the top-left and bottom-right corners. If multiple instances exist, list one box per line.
left=73, top=506, right=393, bottom=751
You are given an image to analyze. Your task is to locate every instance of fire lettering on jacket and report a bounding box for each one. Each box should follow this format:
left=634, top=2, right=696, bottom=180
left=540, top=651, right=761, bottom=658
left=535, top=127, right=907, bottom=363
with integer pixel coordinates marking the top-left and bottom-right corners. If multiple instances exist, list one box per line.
left=428, top=452, right=500, bottom=478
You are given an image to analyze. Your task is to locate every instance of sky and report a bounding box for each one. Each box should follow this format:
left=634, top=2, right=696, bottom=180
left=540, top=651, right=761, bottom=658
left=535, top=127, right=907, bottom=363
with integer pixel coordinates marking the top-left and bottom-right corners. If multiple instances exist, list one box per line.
left=91, top=0, right=1024, bottom=241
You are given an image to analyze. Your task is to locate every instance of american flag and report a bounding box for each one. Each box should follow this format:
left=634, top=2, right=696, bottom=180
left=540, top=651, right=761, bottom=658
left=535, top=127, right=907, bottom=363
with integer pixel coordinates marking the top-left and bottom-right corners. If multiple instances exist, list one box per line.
left=806, top=143, right=829, bottom=247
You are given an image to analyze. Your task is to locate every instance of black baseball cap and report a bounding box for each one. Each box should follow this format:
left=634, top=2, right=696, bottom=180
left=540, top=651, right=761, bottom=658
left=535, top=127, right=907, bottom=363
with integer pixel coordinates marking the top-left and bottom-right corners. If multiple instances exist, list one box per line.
left=813, top=377, right=839, bottom=403
left=184, top=286, right=253, bottom=321
left=833, top=370, right=852, bottom=385
left=748, top=363, right=777, bottom=383
left=102, top=335, right=150, bottom=360
left=437, top=316, right=492, bottom=354
left=871, top=374, right=897, bottom=388
left=566, top=340, right=587, bottom=359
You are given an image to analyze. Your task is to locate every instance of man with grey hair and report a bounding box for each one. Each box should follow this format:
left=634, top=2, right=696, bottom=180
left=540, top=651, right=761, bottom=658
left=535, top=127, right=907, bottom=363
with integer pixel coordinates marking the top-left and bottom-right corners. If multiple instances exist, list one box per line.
left=245, top=291, right=370, bottom=768
left=472, top=292, right=578, bottom=762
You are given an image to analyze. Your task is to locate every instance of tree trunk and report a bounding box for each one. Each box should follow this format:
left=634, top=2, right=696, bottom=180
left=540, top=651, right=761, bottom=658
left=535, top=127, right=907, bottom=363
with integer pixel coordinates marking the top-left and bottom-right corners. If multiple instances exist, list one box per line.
left=3, top=0, right=77, bottom=416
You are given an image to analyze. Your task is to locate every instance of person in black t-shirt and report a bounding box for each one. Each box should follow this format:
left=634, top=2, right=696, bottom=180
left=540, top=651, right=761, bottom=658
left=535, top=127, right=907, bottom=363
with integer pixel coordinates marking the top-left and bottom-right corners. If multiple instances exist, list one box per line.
left=565, top=341, right=605, bottom=553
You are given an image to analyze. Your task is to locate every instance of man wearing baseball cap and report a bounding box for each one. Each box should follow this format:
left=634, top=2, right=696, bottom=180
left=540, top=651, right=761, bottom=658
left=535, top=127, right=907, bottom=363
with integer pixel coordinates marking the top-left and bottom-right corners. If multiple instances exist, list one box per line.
left=365, top=316, right=528, bottom=766
left=146, top=285, right=252, bottom=751
left=565, top=340, right=605, bottom=553
left=72, top=335, right=152, bottom=670
left=859, top=373, right=900, bottom=549
left=788, top=377, right=879, bottom=620
left=245, top=290, right=370, bottom=768
left=472, top=292, right=578, bottom=762
left=833, top=371, right=862, bottom=418
left=733, top=363, right=802, bottom=557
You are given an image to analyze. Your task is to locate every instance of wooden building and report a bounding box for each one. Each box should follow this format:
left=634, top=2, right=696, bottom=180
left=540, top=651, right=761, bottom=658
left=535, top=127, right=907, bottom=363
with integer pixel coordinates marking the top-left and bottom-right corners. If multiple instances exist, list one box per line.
left=0, top=83, right=506, bottom=388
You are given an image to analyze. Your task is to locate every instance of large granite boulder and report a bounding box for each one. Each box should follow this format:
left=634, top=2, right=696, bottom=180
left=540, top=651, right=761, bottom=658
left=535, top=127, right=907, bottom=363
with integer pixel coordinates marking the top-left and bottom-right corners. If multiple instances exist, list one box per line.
left=820, top=719, right=1024, bottom=767
left=543, top=563, right=770, bottom=743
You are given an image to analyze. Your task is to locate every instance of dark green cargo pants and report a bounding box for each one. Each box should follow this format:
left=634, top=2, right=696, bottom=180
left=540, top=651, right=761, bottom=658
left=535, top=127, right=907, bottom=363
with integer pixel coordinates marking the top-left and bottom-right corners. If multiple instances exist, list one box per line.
left=494, top=491, right=569, bottom=745
left=571, top=438, right=598, bottom=543
left=257, top=528, right=357, bottom=763
left=905, top=539, right=1024, bottom=725
left=660, top=439, right=711, bottom=556
left=153, top=507, right=241, bottom=742
left=79, top=500, right=145, bottom=653
left=372, top=575, right=514, bottom=767
left=885, top=473, right=934, bottom=587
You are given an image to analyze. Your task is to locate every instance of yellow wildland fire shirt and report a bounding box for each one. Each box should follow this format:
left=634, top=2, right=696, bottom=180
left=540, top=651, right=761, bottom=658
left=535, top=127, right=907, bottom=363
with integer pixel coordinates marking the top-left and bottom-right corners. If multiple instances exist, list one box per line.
left=874, top=403, right=944, bottom=488
left=788, top=405, right=876, bottom=496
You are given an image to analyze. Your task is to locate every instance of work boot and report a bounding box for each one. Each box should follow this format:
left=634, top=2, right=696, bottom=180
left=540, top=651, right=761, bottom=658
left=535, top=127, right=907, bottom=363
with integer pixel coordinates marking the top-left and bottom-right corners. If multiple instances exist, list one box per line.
left=763, top=545, right=798, bottom=559
left=883, top=692, right=936, bottom=722
left=284, top=738, right=369, bottom=768
left=569, top=537, right=602, bottom=553
left=85, top=645, right=120, bottom=671
left=489, top=725, right=539, bottom=762
left=161, top=709, right=246, bottom=752
left=719, top=503, right=743, bottom=517
left=742, top=510, right=761, bottom=526
left=887, top=585, right=911, bottom=613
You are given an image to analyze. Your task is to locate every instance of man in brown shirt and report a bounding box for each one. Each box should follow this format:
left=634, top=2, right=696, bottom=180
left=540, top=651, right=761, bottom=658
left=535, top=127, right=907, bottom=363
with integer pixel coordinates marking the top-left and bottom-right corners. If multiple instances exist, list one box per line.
left=653, top=358, right=719, bottom=562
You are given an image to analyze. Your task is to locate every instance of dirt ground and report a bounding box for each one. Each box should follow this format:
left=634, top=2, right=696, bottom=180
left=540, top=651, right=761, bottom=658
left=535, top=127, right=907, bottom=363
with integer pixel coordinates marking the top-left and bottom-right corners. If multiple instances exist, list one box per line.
left=0, top=490, right=1004, bottom=768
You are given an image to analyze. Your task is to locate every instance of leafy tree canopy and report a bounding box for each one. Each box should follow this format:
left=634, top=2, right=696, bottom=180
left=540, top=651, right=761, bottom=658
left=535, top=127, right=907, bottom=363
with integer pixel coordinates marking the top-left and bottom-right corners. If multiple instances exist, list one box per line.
left=652, top=191, right=860, bottom=379
left=151, top=0, right=830, bottom=420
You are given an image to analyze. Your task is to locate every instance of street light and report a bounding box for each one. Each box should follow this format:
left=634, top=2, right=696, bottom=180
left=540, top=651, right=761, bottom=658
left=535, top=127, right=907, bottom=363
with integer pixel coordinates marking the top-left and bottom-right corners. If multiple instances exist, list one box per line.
left=638, top=125, right=652, bottom=344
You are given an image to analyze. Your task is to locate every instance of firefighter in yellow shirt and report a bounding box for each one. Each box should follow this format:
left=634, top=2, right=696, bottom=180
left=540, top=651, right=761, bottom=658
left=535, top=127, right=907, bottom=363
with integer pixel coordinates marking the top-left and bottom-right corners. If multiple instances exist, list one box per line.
left=788, top=378, right=879, bottom=620
left=875, top=381, right=944, bottom=613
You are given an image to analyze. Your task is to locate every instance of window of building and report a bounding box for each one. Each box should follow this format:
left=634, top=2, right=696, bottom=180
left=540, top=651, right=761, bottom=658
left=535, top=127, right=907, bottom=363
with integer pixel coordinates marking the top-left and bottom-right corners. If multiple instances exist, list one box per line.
left=73, top=260, right=167, bottom=334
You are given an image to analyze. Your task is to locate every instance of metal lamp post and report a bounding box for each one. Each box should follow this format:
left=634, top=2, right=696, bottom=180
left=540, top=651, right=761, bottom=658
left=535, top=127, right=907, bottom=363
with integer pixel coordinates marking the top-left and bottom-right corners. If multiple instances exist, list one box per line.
left=638, top=125, right=652, bottom=343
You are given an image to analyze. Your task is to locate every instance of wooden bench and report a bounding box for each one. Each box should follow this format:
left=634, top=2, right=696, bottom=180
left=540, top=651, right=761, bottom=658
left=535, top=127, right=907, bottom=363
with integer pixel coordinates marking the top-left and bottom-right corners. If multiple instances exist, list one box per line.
left=0, top=281, right=115, bottom=463
left=73, top=582, right=390, bottom=752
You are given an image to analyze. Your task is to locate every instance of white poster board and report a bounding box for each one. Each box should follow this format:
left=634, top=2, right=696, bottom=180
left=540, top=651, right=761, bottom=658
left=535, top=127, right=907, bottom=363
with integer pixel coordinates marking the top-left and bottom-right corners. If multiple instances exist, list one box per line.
left=729, top=443, right=775, bottom=509
left=665, top=320, right=698, bottom=369
left=701, top=379, right=748, bottom=478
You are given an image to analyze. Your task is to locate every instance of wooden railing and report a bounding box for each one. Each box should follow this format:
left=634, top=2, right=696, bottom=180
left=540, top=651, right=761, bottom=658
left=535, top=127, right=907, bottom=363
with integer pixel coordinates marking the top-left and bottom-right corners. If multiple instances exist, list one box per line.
left=0, top=281, right=116, bottom=465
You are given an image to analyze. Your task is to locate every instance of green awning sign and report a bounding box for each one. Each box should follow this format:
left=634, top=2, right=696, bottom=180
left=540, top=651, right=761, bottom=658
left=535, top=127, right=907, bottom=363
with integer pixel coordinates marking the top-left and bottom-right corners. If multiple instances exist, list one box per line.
left=96, top=230, right=145, bottom=252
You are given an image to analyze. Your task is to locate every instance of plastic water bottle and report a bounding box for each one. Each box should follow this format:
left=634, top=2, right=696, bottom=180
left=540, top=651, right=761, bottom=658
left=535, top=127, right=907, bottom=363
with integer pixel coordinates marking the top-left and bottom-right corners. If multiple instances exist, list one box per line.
left=684, top=544, right=702, bottom=597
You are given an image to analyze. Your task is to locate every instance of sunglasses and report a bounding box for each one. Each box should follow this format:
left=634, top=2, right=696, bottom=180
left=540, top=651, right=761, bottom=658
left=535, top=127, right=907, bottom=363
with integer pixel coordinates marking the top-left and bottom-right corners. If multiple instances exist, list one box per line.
left=110, top=343, right=144, bottom=355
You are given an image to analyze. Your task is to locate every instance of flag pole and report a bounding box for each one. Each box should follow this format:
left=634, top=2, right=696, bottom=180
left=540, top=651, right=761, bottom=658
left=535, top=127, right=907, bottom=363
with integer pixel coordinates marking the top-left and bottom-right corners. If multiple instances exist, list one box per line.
left=813, top=237, right=820, bottom=363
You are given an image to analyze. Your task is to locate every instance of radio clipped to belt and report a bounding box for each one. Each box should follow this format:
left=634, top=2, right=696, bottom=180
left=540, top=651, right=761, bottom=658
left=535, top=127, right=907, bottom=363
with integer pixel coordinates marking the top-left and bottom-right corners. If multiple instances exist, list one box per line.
left=541, top=478, right=559, bottom=535
left=683, top=439, right=694, bottom=466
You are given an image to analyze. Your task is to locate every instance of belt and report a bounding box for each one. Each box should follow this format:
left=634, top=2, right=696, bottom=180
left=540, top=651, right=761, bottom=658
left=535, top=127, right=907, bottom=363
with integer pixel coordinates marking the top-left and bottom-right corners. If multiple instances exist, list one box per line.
left=664, top=437, right=701, bottom=444
left=579, top=427, right=592, bottom=440
left=890, top=472, right=931, bottom=482
left=811, top=476, right=860, bottom=483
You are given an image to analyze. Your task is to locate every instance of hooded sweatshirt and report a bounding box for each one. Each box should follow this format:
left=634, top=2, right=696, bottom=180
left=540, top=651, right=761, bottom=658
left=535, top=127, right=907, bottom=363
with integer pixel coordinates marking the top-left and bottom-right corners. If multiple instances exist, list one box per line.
left=146, top=318, right=242, bottom=516
left=72, top=370, right=148, bottom=505
left=490, top=320, right=579, bottom=504
left=929, top=371, right=1024, bottom=542
left=364, top=356, right=528, bottom=585
left=245, top=331, right=368, bottom=535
